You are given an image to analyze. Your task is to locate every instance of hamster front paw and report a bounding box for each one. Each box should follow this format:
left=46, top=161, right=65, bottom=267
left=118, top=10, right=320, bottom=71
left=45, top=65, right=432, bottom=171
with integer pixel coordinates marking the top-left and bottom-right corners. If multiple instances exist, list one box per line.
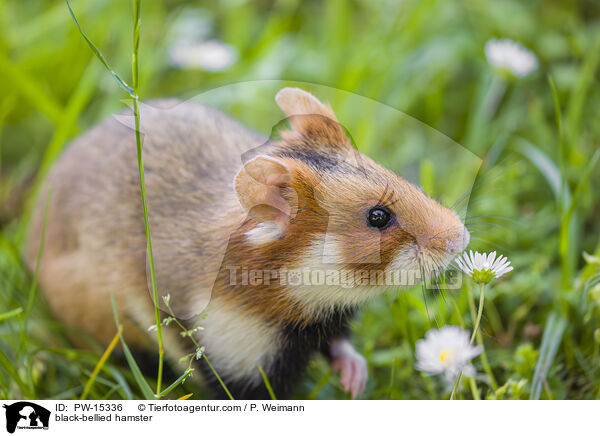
left=329, top=338, right=367, bottom=399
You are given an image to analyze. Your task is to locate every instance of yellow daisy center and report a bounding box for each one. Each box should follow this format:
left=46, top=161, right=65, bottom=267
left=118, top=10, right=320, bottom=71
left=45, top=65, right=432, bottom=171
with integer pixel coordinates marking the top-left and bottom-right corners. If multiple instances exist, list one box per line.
left=439, top=349, right=456, bottom=365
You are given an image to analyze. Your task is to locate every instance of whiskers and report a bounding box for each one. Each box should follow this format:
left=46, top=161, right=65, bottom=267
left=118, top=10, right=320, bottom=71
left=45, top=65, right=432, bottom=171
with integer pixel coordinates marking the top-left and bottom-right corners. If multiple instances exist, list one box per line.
left=416, top=247, right=460, bottom=329
left=449, top=157, right=520, bottom=214
left=449, top=157, right=519, bottom=252
left=463, top=215, right=515, bottom=253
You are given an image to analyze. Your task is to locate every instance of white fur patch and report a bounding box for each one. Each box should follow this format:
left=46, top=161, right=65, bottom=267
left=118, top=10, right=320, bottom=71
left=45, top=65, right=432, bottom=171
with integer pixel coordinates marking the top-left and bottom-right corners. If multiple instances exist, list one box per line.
left=388, top=245, right=419, bottom=271
left=321, top=234, right=347, bottom=264
left=283, top=237, right=387, bottom=319
left=198, top=300, right=280, bottom=386
left=244, top=222, right=282, bottom=245
left=388, top=246, right=425, bottom=284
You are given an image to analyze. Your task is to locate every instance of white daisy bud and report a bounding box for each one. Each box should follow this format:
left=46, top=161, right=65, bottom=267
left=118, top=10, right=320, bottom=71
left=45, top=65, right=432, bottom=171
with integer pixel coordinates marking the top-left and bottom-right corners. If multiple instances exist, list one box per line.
left=485, top=38, right=538, bottom=78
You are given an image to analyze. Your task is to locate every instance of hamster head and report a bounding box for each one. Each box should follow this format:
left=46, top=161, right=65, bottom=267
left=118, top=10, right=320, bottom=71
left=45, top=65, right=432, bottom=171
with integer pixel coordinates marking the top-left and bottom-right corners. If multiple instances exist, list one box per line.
left=234, top=88, right=469, bottom=296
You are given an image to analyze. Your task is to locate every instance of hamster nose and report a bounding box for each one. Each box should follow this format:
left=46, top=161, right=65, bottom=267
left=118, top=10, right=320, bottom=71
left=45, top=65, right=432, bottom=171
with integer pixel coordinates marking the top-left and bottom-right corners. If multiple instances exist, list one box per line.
left=415, top=225, right=470, bottom=255
left=462, top=227, right=471, bottom=250
left=445, top=240, right=461, bottom=255
left=446, top=227, right=470, bottom=254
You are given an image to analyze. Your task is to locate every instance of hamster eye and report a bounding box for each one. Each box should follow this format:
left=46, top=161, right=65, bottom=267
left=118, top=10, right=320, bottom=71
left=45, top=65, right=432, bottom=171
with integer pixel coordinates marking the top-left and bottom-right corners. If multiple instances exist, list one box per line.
left=367, top=206, right=393, bottom=230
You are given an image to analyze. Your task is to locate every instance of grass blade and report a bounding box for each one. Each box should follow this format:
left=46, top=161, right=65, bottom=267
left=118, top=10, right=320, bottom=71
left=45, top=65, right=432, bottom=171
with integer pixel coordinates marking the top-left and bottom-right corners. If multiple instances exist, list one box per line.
left=530, top=312, right=567, bottom=399
left=202, top=355, right=234, bottom=400
left=0, top=307, right=23, bottom=322
left=0, top=346, right=32, bottom=397
left=580, top=273, right=600, bottom=313
left=516, top=138, right=569, bottom=205
left=80, top=326, right=122, bottom=400
left=19, top=189, right=50, bottom=365
left=517, top=137, right=579, bottom=286
left=156, top=368, right=194, bottom=399
left=560, top=147, right=600, bottom=229
left=307, top=371, right=332, bottom=400
left=258, top=365, right=277, bottom=400
left=109, top=293, right=155, bottom=400
left=65, top=0, right=134, bottom=97
left=129, top=0, right=165, bottom=395
left=0, top=53, right=64, bottom=125
left=23, top=190, right=50, bottom=323
left=103, top=364, right=134, bottom=400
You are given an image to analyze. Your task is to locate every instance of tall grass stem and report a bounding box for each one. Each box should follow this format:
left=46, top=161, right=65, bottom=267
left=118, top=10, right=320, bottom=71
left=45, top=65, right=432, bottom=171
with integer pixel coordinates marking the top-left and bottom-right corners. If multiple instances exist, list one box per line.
left=129, top=0, right=165, bottom=396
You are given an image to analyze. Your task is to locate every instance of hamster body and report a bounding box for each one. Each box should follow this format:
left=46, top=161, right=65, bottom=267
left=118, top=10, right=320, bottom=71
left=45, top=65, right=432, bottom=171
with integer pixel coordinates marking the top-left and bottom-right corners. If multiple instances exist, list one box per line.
left=26, top=88, right=469, bottom=399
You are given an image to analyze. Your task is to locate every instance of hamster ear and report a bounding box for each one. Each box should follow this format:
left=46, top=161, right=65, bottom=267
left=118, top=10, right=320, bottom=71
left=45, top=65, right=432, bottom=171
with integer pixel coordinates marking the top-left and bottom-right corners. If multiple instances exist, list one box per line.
left=275, top=87, right=349, bottom=147
left=234, top=156, right=296, bottom=232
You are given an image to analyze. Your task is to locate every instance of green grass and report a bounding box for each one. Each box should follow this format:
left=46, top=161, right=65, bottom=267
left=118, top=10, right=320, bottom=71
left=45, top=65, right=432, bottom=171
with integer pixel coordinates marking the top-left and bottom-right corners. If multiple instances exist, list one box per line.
left=1, top=0, right=600, bottom=400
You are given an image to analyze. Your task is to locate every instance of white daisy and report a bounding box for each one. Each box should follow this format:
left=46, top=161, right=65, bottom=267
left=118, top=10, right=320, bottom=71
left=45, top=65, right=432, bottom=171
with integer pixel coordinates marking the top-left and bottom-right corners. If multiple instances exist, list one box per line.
left=485, top=38, right=538, bottom=77
left=167, top=9, right=238, bottom=73
left=169, top=39, right=237, bottom=72
left=455, top=250, right=513, bottom=284
left=415, top=326, right=482, bottom=381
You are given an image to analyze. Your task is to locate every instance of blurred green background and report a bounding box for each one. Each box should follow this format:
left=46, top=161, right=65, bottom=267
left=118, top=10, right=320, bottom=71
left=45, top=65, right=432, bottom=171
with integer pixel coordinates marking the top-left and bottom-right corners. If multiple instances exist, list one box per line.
left=1, top=0, right=599, bottom=400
